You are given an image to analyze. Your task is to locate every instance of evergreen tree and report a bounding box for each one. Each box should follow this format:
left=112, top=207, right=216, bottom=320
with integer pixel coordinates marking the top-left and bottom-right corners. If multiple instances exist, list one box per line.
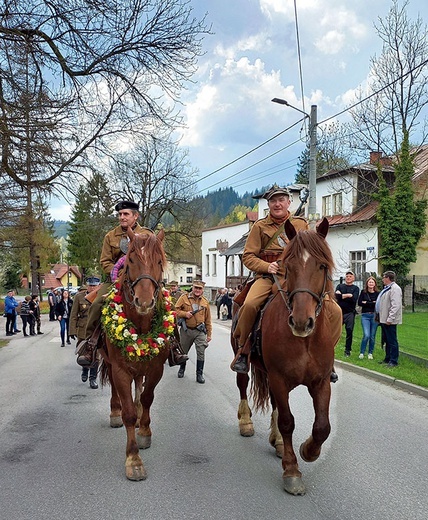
left=375, top=132, right=427, bottom=280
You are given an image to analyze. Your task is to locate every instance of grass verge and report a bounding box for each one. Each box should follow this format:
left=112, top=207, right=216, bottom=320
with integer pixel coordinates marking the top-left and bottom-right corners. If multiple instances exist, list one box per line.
left=335, top=311, right=428, bottom=389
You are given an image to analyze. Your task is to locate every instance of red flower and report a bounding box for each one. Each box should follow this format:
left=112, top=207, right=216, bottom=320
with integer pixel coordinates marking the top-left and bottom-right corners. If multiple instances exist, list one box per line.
left=163, top=320, right=169, bottom=328
left=118, top=312, right=126, bottom=318
left=109, top=303, right=116, bottom=308
left=126, top=346, right=135, bottom=352
left=113, top=294, right=122, bottom=303
left=129, top=327, right=137, bottom=335
left=158, top=333, right=166, bottom=339
left=136, top=338, right=143, bottom=345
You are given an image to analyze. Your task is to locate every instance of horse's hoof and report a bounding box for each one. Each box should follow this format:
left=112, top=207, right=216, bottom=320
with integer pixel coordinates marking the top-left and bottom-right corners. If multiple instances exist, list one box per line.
left=137, top=434, right=151, bottom=449
left=110, top=416, right=123, bottom=428
left=283, top=476, right=306, bottom=496
left=274, top=443, right=284, bottom=458
left=125, top=464, right=147, bottom=481
left=239, top=424, right=254, bottom=437
left=299, top=439, right=320, bottom=463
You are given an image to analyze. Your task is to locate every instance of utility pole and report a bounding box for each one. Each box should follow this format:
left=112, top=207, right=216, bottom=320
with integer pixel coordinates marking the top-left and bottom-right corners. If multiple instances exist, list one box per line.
left=308, top=104, right=317, bottom=222
left=271, top=99, right=318, bottom=223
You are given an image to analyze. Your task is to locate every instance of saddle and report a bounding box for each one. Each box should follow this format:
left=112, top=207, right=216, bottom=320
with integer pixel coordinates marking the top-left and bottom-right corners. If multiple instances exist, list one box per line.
left=232, top=282, right=276, bottom=360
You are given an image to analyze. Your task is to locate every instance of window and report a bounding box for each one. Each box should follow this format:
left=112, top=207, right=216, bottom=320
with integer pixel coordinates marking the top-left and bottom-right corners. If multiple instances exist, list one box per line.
left=332, top=193, right=342, bottom=215
left=205, top=254, right=210, bottom=277
left=186, top=276, right=193, bottom=283
left=350, top=251, right=366, bottom=279
left=186, top=267, right=193, bottom=274
left=322, top=195, right=332, bottom=217
left=212, top=253, right=217, bottom=276
left=230, top=256, right=235, bottom=276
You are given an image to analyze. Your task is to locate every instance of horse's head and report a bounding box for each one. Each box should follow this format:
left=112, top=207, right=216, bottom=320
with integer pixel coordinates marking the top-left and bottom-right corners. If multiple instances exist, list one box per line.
left=121, top=228, right=167, bottom=314
left=281, top=217, right=334, bottom=337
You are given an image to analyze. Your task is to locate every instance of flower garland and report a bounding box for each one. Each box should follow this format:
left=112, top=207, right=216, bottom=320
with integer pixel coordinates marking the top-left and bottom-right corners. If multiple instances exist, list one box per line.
left=101, top=283, right=176, bottom=361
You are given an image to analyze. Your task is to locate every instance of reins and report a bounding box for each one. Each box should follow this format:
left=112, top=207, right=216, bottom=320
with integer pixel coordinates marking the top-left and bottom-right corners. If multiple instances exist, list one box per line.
left=273, top=260, right=330, bottom=318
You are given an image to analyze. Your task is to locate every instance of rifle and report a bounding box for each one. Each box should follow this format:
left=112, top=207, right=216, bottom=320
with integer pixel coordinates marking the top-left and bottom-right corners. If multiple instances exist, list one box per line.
left=178, top=307, right=205, bottom=332
left=84, top=284, right=104, bottom=304
left=294, top=187, right=309, bottom=217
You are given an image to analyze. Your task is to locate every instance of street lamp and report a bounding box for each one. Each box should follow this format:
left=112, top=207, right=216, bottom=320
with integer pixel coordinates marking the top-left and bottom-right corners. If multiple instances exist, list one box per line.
left=271, top=98, right=318, bottom=222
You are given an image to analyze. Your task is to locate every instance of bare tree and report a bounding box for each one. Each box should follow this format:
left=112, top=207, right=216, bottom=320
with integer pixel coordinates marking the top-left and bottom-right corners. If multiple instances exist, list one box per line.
left=0, top=0, right=208, bottom=200
left=349, top=0, right=428, bottom=155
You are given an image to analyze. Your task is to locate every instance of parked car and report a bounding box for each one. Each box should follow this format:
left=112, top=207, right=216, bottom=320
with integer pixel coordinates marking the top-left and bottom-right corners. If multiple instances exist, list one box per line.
left=47, top=286, right=80, bottom=296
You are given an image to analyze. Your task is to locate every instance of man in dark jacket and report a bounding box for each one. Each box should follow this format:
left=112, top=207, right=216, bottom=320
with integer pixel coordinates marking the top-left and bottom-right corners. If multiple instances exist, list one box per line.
left=335, top=271, right=360, bottom=356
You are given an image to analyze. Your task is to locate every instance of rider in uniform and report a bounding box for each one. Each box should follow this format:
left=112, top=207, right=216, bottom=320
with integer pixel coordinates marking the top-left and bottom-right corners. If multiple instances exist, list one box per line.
left=76, top=200, right=187, bottom=367
left=231, top=185, right=308, bottom=373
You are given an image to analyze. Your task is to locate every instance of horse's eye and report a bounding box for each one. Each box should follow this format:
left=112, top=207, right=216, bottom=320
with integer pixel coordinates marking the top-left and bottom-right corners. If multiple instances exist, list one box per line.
left=320, top=264, right=327, bottom=270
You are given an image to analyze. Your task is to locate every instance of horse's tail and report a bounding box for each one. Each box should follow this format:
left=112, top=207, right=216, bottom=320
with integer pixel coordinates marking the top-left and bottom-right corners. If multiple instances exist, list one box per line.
left=250, top=364, right=270, bottom=413
left=99, top=359, right=110, bottom=387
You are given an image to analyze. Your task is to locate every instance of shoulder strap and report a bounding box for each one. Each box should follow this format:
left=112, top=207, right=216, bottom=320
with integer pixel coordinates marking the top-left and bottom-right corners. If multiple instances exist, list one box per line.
left=264, top=222, right=285, bottom=251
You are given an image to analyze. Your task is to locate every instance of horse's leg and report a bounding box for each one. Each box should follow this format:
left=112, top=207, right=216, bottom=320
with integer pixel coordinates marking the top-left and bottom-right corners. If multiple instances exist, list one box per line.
left=134, top=376, right=143, bottom=426
left=268, top=407, right=284, bottom=458
left=136, top=363, right=165, bottom=450
left=111, top=368, right=146, bottom=481
left=273, top=383, right=306, bottom=496
left=236, top=373, right=254, bottom=437
left=300, top=380, right=331, bottom=463
left=108, top=362, right=123, bottom=428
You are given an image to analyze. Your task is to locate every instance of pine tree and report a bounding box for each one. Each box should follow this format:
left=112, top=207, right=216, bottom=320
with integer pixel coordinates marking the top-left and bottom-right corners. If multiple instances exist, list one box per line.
left=375, top=132, right=427, bottom=280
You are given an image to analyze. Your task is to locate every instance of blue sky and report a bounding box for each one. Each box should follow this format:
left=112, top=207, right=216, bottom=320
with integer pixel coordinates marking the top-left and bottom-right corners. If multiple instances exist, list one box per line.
left=49, top=0, right=428, bottom=219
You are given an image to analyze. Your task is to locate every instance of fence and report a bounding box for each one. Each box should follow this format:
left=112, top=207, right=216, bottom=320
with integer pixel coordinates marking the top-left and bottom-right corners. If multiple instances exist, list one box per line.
left=404, top=275, right=428, bottom=310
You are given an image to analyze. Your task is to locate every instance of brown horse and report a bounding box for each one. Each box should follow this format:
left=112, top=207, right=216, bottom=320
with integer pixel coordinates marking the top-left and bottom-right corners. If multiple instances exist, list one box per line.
left=100, top=227, right=171, bottom=481
left=232, top=217, right=342, bottom=495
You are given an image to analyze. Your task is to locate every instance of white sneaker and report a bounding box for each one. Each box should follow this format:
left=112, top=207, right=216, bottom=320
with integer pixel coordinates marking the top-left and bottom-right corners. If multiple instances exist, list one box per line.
left=368, top=354, right=373, bottom=360
left=359, top=353, right=364, bottom=359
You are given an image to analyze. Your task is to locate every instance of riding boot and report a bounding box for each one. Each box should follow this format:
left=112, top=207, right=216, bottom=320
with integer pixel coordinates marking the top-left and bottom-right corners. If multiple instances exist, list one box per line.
left=168, top=340, right=189, bottom=367
left=196, top=360, right=205, bottom=384
left=177, top=362, right=186, bottom=378
left=231, top=350, right=249, bottom=374
left=76, top=338, right=98, bottom=367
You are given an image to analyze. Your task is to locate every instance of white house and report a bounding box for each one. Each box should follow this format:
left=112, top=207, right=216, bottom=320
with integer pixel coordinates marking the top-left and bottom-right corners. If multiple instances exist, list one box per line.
left=164, top=261, right=201, bottom=287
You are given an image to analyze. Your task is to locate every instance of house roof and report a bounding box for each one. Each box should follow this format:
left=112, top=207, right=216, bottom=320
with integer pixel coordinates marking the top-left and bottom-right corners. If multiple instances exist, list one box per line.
left=326, top=200, right=378, bottom=227
left=221, top=233, right=249, bottom=257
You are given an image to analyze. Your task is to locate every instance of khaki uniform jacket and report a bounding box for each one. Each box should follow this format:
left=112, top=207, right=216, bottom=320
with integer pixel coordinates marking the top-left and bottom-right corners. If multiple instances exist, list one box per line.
left=242, top=212, right=308, bottom=277
left=175, top=292, right=213, bottom=337
left=100, top=223, right=152, bottom=277
left=69, top=290, right=92, bottom=340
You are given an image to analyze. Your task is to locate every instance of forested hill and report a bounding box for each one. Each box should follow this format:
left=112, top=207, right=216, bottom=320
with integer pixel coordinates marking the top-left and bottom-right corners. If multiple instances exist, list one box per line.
left=53, top=186, right=268, bottom=237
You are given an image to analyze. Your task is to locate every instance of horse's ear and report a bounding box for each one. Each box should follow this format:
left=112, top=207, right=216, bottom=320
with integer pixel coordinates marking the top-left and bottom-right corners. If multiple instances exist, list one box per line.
left=157, top=228, right=165, bottom=242
left=284, top=218, right=297, bottom=241
left=127, top=227, right=135, bottom=240
left=316, top=217, right=329, bottom=239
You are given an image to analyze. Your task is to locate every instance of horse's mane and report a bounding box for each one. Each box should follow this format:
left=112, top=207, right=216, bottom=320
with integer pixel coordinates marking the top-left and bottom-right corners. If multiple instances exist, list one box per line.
left=128, top=233, right=167, bottom=272
left=282, top=230, right=335, bottom=293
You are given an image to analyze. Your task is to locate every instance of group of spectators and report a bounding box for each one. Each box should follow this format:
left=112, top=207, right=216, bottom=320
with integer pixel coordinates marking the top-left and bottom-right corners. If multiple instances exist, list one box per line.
left=4, top=289, right=43, bottom=337
left=214, top=286, right=242, bottom=320
left=335, top=270, right=402, bottom=367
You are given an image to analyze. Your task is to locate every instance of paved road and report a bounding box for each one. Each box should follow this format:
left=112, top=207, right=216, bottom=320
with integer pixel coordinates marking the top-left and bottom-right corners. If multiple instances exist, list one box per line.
left=1, top=315, right=427, bottom=520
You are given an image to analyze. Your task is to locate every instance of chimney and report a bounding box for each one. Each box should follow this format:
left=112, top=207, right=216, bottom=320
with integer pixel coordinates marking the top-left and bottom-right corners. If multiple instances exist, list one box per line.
left=370, top=151, right=382, bottom=165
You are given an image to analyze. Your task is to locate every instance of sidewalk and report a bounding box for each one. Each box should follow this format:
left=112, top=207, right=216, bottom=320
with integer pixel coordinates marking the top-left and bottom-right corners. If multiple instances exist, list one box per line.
left=210, top=305, right=428, bottom=400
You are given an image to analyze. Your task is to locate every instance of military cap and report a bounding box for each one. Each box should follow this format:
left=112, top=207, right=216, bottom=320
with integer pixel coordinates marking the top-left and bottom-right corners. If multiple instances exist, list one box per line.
left=115, top=200, right=139, bottom=212
left=192, top=280, right=206, bottom=288
left=253, top=184, right=290, bottom=200
left=169, top=280, right=179, bottom=286
left=86, top=276, right=101, bottom=286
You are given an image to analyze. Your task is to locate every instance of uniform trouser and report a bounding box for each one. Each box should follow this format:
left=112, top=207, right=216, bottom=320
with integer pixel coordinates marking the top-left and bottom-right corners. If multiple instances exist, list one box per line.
left=233, top=277, right=274, bottom=346
left=179, top=328, right=207, bottom=362
left=84, top=282, right=111, bottom=338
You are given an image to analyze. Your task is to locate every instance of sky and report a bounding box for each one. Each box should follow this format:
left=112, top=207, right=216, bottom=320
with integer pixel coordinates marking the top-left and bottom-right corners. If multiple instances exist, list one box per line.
left=49, top=0, right=428, bottom=220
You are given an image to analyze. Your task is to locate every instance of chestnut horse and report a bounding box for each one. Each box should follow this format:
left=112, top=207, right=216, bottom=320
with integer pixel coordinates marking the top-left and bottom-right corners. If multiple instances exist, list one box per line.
left=100, top=228, right=170, bottom=481
left=231, top=217, right=342, bottom=495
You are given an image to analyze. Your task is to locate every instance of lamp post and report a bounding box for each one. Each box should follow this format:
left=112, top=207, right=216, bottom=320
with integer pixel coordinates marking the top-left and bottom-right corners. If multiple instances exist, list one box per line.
left=271, top=98, right=318, bottom=223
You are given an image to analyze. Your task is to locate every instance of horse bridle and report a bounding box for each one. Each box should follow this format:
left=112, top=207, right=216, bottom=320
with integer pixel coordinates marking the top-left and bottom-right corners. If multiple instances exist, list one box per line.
left=122, top=261, right=161, bottom=306
left=273, top=262, right=330, bottom=318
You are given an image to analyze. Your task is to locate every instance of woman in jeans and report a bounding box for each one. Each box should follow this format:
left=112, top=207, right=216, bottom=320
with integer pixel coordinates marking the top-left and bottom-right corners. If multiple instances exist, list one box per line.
left=55, top=290, right=73, bottom=347
left=358, top=276, right=380, bottom=359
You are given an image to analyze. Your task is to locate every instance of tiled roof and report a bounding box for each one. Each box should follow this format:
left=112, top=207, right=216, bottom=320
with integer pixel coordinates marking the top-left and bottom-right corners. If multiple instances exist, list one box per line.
left=326, top=200, right=378, bottom=227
